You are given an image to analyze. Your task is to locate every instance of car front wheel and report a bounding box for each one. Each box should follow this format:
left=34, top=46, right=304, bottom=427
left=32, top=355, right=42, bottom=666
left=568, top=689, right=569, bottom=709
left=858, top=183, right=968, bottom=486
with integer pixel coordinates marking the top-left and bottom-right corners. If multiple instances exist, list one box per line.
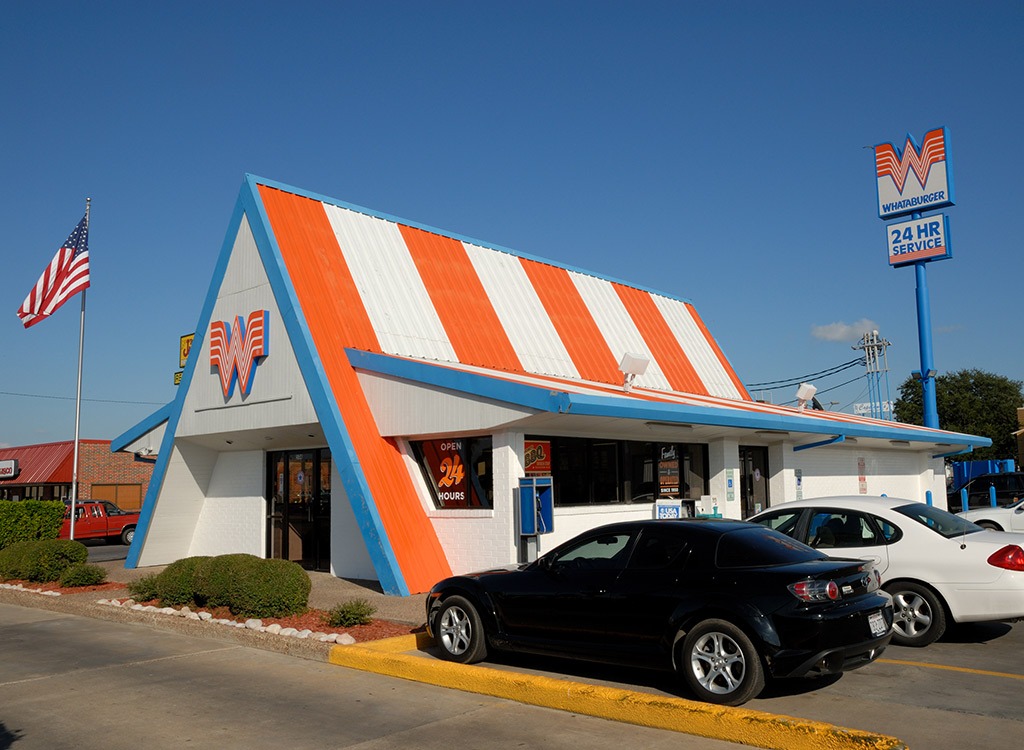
left=976, top=521, right=1002, bottom=531
left=886, top=581, right=946, bottom=647
left=679, top=619, right=765, bottom=706
left=435, top=595, right=488, bottom=664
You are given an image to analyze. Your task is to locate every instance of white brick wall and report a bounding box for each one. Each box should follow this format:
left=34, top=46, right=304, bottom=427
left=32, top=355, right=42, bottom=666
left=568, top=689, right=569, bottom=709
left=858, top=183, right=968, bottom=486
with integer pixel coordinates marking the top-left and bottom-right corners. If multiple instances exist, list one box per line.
left=189, top=451, right=265, bottom=557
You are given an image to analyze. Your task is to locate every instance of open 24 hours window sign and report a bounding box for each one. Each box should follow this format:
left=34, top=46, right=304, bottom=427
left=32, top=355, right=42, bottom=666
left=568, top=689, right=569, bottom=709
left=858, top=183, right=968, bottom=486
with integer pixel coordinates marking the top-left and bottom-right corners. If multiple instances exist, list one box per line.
left=413, top=438, right=493, bottom=509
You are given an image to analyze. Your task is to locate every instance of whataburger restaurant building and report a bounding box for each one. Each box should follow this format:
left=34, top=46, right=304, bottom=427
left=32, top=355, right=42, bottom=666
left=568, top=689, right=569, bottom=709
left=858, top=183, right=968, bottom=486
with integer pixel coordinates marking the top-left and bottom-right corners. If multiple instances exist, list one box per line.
left=113, top=175, right=990, bottom=596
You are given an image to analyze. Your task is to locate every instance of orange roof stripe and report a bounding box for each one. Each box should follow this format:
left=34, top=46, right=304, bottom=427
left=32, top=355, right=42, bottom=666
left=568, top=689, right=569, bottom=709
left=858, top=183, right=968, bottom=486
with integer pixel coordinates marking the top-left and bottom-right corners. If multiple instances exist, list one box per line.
left=398, top=224, right=522, bottom=372
left=686, top=302, right=751, bottom=400
left=258, top=186, right=380, bottom=352
left=519, top=259, right=621, bottom=383
left=258, top=186, right=451, bottom=593
left=614, top=284, right=707, bottom=395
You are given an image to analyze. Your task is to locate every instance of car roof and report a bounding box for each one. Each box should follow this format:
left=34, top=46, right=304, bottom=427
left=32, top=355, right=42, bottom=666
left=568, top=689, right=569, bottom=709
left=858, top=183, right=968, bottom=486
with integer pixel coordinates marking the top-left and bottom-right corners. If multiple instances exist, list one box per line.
left=751, top=496, right=912, bottom=515
left=587, top=518, right=759, bottom=538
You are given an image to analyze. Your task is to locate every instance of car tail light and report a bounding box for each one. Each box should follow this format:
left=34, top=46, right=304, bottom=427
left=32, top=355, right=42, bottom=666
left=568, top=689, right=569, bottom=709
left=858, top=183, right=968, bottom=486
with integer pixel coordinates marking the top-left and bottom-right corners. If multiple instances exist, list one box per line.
left=789, top=579, right=840, bottom=601
left=987, top=545, right=1024, bottom=571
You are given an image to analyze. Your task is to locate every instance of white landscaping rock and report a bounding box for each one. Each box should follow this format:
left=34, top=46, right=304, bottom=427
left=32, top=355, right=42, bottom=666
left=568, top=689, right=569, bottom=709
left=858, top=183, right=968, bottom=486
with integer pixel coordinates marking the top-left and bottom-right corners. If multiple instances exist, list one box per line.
left=336, top=633, right=357, bottom=645
left=244, top=619, right=263, bottom=630
left=265, top=624, right=282, bottom=635
left=279, top=627, right=298, bottom=637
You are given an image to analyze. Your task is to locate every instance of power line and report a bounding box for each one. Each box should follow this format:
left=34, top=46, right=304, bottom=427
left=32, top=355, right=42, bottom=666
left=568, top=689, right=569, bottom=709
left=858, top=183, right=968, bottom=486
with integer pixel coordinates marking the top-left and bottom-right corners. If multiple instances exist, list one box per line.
left=745, top=358, right=864, bottom=389
left=0, top=390, right=165, bottom=406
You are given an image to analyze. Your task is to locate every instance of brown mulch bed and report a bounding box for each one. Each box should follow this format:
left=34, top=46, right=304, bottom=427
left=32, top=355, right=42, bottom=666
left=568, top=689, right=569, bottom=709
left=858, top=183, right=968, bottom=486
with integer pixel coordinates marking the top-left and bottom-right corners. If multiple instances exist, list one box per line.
left=3, top=579, right=423, bottom=642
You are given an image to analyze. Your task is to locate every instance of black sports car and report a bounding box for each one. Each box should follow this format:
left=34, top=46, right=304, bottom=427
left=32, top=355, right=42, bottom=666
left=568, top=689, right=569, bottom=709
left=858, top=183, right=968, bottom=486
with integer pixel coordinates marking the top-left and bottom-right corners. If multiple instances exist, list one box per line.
left=426, top=519, right=893, bottom=705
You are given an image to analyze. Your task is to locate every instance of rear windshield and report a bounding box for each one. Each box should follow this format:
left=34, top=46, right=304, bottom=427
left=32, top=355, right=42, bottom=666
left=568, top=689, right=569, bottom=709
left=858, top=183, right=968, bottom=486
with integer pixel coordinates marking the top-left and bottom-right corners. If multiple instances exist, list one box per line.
left=893, top=502, right=984, bottom=539
left=717, top=527, right=823, bottom=568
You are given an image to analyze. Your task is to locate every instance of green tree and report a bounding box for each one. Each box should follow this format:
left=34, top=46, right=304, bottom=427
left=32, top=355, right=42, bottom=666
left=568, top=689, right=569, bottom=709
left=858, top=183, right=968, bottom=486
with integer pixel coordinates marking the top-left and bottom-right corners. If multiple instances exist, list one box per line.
left=893, top=369, right=1023, bottom=460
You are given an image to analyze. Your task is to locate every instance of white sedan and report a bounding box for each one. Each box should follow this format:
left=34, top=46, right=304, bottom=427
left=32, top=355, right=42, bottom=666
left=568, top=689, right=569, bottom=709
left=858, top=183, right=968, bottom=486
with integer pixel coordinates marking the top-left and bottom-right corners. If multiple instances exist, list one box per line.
left=957, top=498, right=1024, bottom=532
left=749, top=496, right=1024, bottom=647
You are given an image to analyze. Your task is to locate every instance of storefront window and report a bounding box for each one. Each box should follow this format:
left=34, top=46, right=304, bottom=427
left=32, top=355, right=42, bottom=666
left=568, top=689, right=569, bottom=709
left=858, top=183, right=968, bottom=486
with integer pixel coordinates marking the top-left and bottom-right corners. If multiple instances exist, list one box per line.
left=531, top=436, right=708, bottom=507
left=412, top=437, right=493, bottom=509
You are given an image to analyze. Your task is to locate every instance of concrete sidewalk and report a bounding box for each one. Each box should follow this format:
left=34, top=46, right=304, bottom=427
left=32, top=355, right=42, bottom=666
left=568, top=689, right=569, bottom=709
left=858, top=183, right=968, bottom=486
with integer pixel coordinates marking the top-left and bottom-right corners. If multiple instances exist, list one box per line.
left=94, top=560, right=428, bottom=625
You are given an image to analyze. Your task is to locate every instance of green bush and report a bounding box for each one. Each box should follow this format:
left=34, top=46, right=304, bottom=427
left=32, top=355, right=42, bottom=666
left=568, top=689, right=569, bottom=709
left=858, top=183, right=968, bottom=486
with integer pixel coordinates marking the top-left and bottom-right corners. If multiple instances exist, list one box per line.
left=325, top=598, right=376, bottom=628
left=0, top=540, right=41, bottom=580
left=0, top=500, right=65, bottom=549
left=193, top=553, right=261, bottom=609
left=127, top=573, right=161, bottom=602
left=30, top=539, right=88, bottom=582
left=59, top=563, right=107, bottom=587
left=228, top=557, right=311, bottom=618
left=155, top=556, right=210, bottom=605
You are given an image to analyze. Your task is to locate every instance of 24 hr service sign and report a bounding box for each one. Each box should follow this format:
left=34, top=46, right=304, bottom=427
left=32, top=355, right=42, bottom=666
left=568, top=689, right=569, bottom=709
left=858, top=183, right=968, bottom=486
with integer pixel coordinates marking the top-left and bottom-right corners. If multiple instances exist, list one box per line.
left=887, top=214, right=952, bottom=267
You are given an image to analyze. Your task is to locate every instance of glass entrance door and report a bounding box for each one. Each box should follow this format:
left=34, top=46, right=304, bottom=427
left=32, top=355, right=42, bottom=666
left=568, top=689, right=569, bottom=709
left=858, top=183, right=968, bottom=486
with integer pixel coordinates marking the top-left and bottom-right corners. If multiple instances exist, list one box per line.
left=267, top=449, right=331, bottom=571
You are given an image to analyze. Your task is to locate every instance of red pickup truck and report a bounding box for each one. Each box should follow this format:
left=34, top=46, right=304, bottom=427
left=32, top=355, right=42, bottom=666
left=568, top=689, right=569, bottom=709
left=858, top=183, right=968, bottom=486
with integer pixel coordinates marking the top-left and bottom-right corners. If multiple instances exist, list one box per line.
left=61, top=501, right=140, bottom=545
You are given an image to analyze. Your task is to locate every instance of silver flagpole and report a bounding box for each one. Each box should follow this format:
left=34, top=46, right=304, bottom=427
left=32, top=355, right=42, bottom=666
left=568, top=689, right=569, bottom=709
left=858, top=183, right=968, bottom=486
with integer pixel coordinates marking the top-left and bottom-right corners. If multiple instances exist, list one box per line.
left=69, top=198, right=90, bottom=541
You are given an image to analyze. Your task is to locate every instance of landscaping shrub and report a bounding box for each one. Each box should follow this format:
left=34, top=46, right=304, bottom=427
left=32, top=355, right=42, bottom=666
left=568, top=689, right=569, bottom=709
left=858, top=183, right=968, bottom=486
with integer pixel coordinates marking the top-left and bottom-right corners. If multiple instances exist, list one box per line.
left=155, top=556, right=210, bottom=605
left=228, top=557, right=311, bottom=618
left=0, top=541, right=41, bottom=580
left=193, top=553, right=261, bottom=609
left=127, top=573, right=160, bottom=602
left=0, top=500, right=65, bottom=549
left=59, top=563, right=107, bottom=587
left=30, top=539, right=88, bottom=582
left=325, top=598, right=376, bottom=628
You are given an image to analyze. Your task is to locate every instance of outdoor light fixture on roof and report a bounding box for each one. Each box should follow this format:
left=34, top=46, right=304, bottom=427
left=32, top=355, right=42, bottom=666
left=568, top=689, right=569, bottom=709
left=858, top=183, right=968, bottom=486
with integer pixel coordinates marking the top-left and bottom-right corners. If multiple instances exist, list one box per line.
left=618, top=352, right=649, bottom=393
left=795, top=382, right=817, bottom=412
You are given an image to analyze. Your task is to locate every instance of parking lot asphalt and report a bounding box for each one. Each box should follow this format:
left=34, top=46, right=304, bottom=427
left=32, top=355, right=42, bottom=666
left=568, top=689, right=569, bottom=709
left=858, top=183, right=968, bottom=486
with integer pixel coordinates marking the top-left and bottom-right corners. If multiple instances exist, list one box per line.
left=0, top=560, right=909, bottom=750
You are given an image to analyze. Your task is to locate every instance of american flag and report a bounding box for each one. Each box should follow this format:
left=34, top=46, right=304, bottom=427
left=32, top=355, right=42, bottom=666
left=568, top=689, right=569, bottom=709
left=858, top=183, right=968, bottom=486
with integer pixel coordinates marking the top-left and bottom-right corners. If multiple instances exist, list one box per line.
left=17, top=214, right=91, bottom=328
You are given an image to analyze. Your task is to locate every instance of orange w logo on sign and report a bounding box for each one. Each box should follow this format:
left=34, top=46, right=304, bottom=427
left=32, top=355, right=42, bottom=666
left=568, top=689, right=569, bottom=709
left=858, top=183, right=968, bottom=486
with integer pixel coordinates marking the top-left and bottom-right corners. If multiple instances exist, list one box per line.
left=210, top=310, right=269, bottom=398
left=438, top=454, right=466, bottom=488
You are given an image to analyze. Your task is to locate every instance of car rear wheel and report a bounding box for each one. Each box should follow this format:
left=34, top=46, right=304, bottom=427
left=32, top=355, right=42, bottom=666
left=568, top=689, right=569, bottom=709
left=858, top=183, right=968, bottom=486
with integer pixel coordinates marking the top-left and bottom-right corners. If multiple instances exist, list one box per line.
left=976, top=521, right=1002, bottom=531
left=435, top=596, right=488, bottom=664
left=679, top=619, right=765, bottom=706
left=121, top=526, right=135, bottom=545
left=886, top=581, right=946, bottom=647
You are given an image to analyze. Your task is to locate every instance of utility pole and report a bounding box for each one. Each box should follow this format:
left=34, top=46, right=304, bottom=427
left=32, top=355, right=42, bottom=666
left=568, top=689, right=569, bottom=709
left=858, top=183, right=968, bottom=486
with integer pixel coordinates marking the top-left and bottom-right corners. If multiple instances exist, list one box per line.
left=853, top=330, right=893, bottom=420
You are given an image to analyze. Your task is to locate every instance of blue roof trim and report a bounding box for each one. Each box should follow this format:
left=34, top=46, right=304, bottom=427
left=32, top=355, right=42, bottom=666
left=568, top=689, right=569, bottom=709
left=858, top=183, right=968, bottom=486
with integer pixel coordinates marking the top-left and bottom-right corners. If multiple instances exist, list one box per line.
left=348, top=350, right=990, bottom=448
left=248, top=174, right=692, bottom=304
left=347, top=349, right=572, bottom=413
left=125, top=190, right=252, bottom=568
left=244, top=176, right=409, bottom=596
left=110, top=402, right=173, bottom=453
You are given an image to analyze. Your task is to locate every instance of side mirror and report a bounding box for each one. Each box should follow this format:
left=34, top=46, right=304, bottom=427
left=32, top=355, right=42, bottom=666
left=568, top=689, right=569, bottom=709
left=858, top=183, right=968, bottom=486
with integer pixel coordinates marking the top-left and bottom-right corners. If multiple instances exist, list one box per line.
left=537, top=554, right=555, bottom=571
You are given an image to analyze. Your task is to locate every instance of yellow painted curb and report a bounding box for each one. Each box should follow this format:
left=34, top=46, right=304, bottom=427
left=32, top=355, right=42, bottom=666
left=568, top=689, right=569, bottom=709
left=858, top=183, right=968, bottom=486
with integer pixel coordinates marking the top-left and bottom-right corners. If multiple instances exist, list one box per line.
left=330, top=637, right=906, bottom=750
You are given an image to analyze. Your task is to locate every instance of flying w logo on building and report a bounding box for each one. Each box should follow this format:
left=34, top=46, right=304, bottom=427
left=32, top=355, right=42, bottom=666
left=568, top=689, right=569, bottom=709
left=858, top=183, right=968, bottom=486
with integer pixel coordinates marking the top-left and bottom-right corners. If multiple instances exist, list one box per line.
left=210, top=310, right=269, bottom=398
left=874, top=127, right=954, bottom=218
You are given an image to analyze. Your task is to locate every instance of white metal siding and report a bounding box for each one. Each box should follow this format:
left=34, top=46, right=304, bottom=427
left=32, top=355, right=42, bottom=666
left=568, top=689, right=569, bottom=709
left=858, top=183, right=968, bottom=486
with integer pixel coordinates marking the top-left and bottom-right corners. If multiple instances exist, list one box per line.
left=463, top=241, right=579, bottom=378
left=569, top=272, right=672, bottom=390
left=652, top=294, right=743, bottom=399
left=323, top=204, right=457, bottom=361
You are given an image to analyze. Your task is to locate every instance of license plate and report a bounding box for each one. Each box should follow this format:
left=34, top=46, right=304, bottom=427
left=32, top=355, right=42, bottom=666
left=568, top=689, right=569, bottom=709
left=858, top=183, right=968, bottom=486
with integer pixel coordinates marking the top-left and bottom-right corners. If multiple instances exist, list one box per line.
left=868, top=611, right=887, bottom=637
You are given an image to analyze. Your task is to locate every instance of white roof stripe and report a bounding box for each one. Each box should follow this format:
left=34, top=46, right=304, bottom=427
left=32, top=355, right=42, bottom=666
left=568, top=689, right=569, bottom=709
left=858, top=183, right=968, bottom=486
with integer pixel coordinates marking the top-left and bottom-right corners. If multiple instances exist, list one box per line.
left=462, top=241, right=580, bottom=379
left=569, top=272, right=672, bottom=390
left=323, top=204, right=457, bottom=361
left=652, top=294, right=742, bottom=399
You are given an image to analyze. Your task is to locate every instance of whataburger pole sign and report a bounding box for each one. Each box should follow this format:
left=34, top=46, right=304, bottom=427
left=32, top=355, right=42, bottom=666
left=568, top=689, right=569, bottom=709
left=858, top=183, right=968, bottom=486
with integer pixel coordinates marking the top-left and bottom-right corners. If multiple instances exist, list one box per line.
left=875, top=127, right=955, bottom=266
left=873, top=127, right=956, bottom=429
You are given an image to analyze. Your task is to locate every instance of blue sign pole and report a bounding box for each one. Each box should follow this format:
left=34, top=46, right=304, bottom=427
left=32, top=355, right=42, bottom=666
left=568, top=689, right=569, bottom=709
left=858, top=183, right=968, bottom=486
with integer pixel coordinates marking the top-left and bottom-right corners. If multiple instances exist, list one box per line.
left=914, top=253, right=940, bottom=429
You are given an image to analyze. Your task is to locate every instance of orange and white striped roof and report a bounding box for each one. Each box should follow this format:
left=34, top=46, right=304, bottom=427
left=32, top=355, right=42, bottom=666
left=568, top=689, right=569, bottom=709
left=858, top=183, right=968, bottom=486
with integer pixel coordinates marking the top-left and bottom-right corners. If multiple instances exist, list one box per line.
left=257, top=181, right=749, bottom=400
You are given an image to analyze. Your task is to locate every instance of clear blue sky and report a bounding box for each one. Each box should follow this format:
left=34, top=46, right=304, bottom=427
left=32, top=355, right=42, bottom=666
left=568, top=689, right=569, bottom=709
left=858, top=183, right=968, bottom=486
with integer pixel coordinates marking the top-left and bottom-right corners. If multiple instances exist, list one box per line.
left=2, top=1, right=1022, bottom=448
